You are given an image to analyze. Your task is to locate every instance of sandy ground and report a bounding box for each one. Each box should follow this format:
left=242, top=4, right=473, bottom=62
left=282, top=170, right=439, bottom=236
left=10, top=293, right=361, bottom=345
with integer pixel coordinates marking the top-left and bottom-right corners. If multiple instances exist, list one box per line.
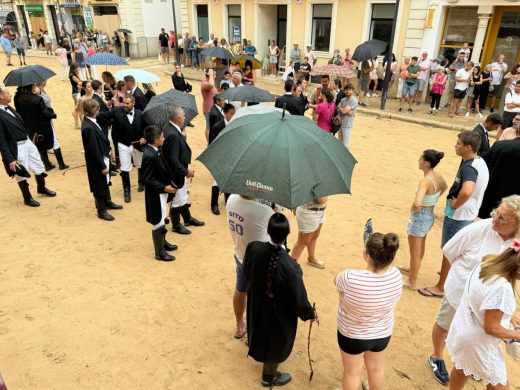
left=0, top=55, right=519, bottom=390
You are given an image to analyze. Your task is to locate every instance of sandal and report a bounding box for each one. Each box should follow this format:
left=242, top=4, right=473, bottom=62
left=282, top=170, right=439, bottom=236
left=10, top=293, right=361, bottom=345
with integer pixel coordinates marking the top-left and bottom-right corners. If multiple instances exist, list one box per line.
left=417, top=287, right=444, bottom=298
left=234, top=327, right=247, bottom=339
left=307, top=259, right=325, bottom=269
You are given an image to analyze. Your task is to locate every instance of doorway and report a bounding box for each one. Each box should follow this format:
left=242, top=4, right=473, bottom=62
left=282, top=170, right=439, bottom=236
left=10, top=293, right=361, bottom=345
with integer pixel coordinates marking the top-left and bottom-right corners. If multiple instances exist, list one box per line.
left=256, top=4, right=287, bottom=60
left=196, top=4, right=209, bottom=41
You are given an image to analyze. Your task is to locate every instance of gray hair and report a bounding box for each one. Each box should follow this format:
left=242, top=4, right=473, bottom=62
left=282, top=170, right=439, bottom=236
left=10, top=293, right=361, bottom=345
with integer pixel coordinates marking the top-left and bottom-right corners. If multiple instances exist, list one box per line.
left=500, top=195, right=520, bottom=235
left=232, top=71, right=242, bottom=80
left=167, top=105, right=184, bottom=120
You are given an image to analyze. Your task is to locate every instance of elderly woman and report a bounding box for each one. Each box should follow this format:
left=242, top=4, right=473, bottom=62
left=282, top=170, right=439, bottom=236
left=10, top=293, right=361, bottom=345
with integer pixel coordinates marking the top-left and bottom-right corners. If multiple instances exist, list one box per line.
left=446, top=244, right=520, bottom=389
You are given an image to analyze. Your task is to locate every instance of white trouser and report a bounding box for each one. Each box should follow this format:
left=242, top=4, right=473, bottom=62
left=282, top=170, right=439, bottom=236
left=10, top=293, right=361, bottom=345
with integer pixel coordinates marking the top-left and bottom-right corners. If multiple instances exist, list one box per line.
left=171, top=182, right=188, bottom=208
left=79, top=66, right=87, bottom=80
left=338, top=126, right=353, bottom=148
left=118, top=143, right=143, bottom=171
left=59, top=65, right=68, bottom=81
left=48, top=125, right=60, bottom=151
left=396, top=78, right=404, bottom=99
left=103, top=157, right=110, bottom=184
left=152, top=193, right=169, bottom=230
left=15, top=139, right=45, bottom=182
left=90, top=65, right=98, bottom=80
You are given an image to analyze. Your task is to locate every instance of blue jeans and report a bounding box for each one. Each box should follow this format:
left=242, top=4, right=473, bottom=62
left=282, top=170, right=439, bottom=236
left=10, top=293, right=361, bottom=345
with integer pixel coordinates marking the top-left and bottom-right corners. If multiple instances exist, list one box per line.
left=441, top=217, right=472, bottom=248
left=235, top=255, right=247, bottom=293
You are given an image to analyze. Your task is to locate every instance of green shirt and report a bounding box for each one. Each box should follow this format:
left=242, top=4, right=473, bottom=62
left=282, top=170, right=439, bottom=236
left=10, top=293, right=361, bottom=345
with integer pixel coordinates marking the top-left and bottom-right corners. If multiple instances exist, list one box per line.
left=406, top=64, right=421, bottom=84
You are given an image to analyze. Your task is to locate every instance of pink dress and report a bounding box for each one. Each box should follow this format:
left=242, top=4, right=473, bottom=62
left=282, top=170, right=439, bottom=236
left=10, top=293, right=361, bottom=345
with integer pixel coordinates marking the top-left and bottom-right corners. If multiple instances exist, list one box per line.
left=56, top=48, right=67, bottom=66
left=315, top=102, right=336, bottom=133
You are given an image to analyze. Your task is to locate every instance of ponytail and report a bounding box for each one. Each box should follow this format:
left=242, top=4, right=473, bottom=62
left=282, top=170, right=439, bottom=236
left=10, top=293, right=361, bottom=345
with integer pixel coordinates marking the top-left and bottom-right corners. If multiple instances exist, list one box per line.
left=266, top=244, right=284, bottom=298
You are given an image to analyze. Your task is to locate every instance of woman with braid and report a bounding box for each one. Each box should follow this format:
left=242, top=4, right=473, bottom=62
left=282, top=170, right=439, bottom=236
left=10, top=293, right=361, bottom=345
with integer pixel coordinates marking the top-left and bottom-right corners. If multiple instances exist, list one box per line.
left=242, top=213, right=318, bottom=387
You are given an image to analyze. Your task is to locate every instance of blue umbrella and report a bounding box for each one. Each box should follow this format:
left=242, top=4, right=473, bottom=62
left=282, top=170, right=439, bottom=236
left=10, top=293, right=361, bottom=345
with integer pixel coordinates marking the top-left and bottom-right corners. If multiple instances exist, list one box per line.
left=83, top=53, right=128, bottom=66
left=114, top=68, right=160, bottom=83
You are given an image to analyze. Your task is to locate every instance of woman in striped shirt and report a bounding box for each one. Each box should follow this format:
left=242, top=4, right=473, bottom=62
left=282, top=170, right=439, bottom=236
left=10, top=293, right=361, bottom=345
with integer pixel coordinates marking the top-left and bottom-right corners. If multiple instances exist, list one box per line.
left=335, top=232, right=403, bottom=390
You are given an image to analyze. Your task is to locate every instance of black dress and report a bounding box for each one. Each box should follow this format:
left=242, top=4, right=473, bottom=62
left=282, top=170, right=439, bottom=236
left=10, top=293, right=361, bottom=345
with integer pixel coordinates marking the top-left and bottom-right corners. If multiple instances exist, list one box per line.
left=479, top=71, right=491, bottom=110
left=242, top=241, right=314, bottom=364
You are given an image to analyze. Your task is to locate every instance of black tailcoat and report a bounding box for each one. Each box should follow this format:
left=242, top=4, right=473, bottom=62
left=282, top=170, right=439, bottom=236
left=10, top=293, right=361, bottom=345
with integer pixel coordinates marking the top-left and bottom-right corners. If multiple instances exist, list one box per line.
left=81, top=118, right=111, bottom=198
left=162, top=122, right=191, bottom=188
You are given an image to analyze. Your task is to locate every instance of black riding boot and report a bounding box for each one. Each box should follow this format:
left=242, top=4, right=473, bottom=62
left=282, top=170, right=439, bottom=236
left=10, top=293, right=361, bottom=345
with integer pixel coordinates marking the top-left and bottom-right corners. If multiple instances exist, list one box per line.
left=224, top=193, right=231, bottom=204
left=181, top=204, right=205, bottom=227
left=35, top=173, right=56, bottom=196
left=162, top=227, right=178, bottom=251
left=137, top=168, right=144, bottom=192
left=54, top=148, right=69, bottom=170
left=106, top=188, right=123, bottom=210
left=17, top=180, right=39, bottom=207
left=152, top=229, right=175, bottom=261
left=211, top=186, right=220, bottom=215
left=95, top=197, right=114, bottom=221
left=39, top=150, right=55, bottom=171
left=170, top=207, right=191, bottom=235
left=121, top=171, right=131, bottom=203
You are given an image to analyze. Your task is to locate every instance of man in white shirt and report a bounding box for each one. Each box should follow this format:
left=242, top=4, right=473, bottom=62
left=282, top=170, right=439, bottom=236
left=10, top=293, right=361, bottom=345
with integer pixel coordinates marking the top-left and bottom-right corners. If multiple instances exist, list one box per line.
left=304, top=45, right=316, bottom=66
left=423, top=195, right=519, bottom=386
left=448, top=62, right=473, bottom=117
left=416, top=51, right=431, bottom=105
left=503, top=82, right=520, bottom=128
left=226, top=194, right=274, bottom=339
left=490, top=53, right=508, bottom=113
left=229, top=71, right=244, bottom=111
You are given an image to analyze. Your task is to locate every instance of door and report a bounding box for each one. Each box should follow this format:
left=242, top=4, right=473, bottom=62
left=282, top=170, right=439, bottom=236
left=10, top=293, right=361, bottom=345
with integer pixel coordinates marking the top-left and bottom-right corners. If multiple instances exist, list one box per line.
left=196, top=4, right=209, bottom=41
left=277, top=5, right=286, bottom=50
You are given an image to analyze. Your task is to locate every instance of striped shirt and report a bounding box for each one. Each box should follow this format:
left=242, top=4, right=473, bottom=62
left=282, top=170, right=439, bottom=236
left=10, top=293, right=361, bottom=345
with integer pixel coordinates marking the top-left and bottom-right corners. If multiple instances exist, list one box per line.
left=335, top=267, right=403, bottom=339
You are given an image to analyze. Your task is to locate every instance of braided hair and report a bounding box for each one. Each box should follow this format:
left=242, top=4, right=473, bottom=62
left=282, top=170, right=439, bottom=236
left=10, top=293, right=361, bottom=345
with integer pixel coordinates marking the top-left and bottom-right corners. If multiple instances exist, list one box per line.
left=266, top=213, right=290, bottom=298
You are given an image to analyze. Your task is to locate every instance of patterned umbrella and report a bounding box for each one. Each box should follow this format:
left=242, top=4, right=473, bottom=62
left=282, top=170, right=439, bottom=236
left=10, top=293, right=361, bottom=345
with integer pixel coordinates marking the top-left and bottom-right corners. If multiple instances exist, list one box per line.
left=84, top=53, right=129, bottom=66
left=310, top=64, right=357, bottom=79
left=231, top=55, right=262, bottom=70
left=114, top=69, right=160, bottom=83
left=143, top=89, right=198, bottom=128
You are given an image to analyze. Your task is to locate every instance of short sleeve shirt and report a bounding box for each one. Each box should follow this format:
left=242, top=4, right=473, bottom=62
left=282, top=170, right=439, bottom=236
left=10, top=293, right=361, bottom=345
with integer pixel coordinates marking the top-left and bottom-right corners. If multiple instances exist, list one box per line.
left=159, top=33, right=169, bottom=47
left=418, top=59, right=431, bottom=80
left=491, top=61, right=508, bottom=85
left=455, top=68, right=471, bottom=91
left=406, top=64, right=421, bottom=84
left=244, top=45, right=256, bottom=55
left=504, top=91, right=520, bottom=113
left=299, top=63, right=311, bottom=80
left=339, top=96, right=358, bottom=128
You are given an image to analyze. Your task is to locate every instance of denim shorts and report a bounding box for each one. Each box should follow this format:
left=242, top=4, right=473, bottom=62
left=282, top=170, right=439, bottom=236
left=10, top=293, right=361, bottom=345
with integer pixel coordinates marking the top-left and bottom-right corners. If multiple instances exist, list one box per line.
left=407, top=208, right=434, bottom=237
left=402, top=82, right=417, bottom=96
left=235, top=255, right=247, bottom=293
left=441, top=217, right=472, bottom=248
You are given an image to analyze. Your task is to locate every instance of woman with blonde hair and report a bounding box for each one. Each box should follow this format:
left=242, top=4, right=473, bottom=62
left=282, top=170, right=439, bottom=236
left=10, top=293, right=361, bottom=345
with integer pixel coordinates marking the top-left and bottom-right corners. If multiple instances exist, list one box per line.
left=446, top=244, right=520, bottom=389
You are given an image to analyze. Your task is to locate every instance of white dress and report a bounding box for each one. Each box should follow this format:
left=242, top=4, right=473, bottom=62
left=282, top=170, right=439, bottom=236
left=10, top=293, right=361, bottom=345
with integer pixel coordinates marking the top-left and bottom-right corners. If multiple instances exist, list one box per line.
left=446, top=265, right=516, bottom=386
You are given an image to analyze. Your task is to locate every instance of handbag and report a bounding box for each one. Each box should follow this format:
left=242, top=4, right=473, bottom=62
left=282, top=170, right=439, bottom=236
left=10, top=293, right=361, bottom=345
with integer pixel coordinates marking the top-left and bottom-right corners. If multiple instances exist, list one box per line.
left=504, top=336, right=520, bottom=361
left=330, top=113, right=341, bottom=135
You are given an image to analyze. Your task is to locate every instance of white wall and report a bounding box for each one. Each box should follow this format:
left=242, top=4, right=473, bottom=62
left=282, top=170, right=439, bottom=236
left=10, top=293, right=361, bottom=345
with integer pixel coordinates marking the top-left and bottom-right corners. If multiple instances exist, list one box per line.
left=255, top=4, right=277, bottom=60
left=141, top=0, right=174, bottom=38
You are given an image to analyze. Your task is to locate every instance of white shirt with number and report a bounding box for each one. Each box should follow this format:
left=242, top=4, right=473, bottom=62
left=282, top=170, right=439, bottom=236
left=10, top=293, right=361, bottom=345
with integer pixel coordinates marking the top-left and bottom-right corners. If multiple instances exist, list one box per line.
left=226, top=195, right=274, bottom=263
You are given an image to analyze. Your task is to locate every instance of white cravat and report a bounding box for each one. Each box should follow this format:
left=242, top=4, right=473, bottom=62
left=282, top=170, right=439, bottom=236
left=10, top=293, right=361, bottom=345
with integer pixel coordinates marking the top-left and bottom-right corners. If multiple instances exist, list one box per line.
left=0, top=105, right=15, bottom=117
left=126, top=110, right=134, bottom=124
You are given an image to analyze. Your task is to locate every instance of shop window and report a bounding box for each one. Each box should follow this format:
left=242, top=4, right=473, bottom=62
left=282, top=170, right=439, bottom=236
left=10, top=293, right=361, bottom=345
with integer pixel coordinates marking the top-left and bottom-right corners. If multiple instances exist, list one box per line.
left=490, top=12, right=520, bottom=75
left=227, top=4, right=241, bottom=43
left=439, top=7, right=478, bottom=62
left=369, top=4, right=395, bottom=51
left=311, top=4, right=332, bottom=52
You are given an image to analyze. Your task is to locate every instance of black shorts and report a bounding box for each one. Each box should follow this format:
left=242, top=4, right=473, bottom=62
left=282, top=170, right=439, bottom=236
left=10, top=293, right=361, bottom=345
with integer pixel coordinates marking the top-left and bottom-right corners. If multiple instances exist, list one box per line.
left=453, top=89, right=467, bottom=99
left=178, top=48, right=183, bottom=55
left=337, top=331, right=391, bottom=355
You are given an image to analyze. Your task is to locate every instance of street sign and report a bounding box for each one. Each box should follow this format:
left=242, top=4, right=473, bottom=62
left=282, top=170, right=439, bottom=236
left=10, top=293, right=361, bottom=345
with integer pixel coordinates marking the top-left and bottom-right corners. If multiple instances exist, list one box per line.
left=233, top=24, right=240, bottom=38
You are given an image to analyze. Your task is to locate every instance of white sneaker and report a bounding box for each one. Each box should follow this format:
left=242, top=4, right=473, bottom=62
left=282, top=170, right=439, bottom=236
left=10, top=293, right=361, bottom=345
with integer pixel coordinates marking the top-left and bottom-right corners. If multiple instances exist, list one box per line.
left=366, top=93, right=371, bottom=98
left=373, top=93, right=378, bottom=97
left=477, top=112, right=483, bottom=117
left=465, top=112, right=470, bottom=117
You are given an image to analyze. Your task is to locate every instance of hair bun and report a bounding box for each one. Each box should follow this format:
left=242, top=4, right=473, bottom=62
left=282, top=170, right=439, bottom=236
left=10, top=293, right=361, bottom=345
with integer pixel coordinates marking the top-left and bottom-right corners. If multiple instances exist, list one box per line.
left=436, top=151, right=445, bottom=160
left=383, top=233, right=399, bottom=253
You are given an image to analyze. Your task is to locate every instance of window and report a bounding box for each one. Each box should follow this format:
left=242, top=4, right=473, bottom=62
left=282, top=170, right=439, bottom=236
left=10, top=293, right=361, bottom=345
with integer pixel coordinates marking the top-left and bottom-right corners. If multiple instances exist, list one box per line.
left=369, top=4, right=395, bottom=51
left=196, top=4, right=209, bottom=41
left=439, top=7, right=477, bottom=63
left=311, top=4, right=332, bottom=52
left=93, top=6, right=118, bottom=16
left=227, top=4, right=241, bottom=43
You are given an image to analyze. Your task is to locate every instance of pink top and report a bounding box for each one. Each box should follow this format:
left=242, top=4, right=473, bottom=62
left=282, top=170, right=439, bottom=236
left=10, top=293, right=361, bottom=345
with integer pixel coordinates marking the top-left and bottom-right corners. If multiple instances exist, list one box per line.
left=335, top=267, right=403, bottom=339
left=399, top=63, right=408, bottom=79
left=431, top=73, right=447, bottom=95
left=56, top=47, right=68, bottom=66
left=87, top=47, right=96, bottom=56
left=201, top=79, right=217, bottom=113
left=315, top=102, right=336, bottom=132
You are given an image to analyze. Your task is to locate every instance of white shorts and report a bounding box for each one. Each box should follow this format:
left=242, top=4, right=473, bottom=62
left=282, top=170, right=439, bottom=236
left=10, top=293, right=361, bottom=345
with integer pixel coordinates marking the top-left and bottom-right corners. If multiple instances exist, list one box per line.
left=152, top=193, right=169, bottom=230
left=15, top=139, right=45, bottom=182
left=171, top=182, right=188, bottom=208
left=118, top=143, right=143, bottom=172
left=296, top=206, right=325, bottom=233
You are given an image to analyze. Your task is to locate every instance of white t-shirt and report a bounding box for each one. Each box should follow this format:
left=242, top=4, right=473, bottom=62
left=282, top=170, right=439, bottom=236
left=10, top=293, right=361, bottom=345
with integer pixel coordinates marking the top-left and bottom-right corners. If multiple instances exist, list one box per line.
left=418, top=58, right=431, bottom=81
left=335, top=267, right=403, bottom=339
left=226, top=195, right=274, bottom=263
left=454, top=68, right=471, bottom=91
left=504, top=91, right=520, bottom=113
left=490, top=61, right=508, bottom=85
left=452, top=157, right=489, bottom=221
left=443, top=218, right=514, bottom=309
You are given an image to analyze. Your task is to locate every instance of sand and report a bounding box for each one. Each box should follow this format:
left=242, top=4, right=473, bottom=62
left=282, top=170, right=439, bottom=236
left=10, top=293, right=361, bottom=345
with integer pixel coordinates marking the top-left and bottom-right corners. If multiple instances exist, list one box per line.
left=0, top=55, right=518, bottom=390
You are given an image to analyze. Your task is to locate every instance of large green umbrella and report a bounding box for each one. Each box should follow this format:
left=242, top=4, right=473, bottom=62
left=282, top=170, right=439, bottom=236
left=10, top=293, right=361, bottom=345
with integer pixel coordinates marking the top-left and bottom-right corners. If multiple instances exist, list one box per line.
left=197, top=111, right=357, bottom=208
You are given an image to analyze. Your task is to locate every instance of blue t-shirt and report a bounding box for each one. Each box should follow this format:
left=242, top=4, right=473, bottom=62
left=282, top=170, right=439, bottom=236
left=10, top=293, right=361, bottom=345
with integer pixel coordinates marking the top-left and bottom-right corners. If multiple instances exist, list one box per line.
left=0, top=36, right=12, bottom=51
left=190, top=41, right=198, bottom=58
left=244, top=45, right=256, bottom=55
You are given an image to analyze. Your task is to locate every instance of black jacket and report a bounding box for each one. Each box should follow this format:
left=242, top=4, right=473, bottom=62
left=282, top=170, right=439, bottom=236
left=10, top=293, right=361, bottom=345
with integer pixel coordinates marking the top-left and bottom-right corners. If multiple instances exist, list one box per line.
left=472, top=124, right=490, bottom=156
left=81, top=118, right=111, bottom=198
left=209, top=119, right=227, bottom=145
left=14, top=94, right=56, bottom=151
left=274, top=93, right=304, bottom=116
left=141, top=144, right=173, bottom=225
left=92, top=93, right=111, bottom=137
left=209, top=104, right=224, bottom=133
left=243, top=241, right=314, bottom=363
left=132, top=87, right=147, bottom=111
left=98, top=107, right=145, bottom=147
left=172, top=73, right=191, bottom=92
left=0, top=106, right=31, bottom=177
left=162, top=122, right=191, bottom=188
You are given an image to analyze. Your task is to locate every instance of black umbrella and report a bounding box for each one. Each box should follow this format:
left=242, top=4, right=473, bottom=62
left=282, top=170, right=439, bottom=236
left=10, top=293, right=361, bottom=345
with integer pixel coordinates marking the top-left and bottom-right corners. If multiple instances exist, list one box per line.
left=143, top=89, right=198, bottom=128
left=117, top=28, right=132, bottom=34
left=201, top=46, right=234, bottom=60
left=219, top=85, right=274, bottom=103
left=3, top=65, right=56, bottom=86
left=351, top=39, right=387, bottom=62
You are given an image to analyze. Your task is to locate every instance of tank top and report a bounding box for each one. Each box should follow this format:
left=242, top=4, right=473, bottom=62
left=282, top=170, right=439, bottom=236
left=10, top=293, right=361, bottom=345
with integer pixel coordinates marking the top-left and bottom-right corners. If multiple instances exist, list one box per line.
left=269, top=46, right=278, bottom=56
left=69, top=75, right=79, bottom=94
left=420, top=176, right=441, bottom=207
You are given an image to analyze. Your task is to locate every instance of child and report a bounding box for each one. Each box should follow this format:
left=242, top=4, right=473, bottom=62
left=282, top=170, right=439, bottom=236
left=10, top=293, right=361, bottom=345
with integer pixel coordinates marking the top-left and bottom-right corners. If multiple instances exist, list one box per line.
left=261, top=55, right=269, bottom=77
left=368, top=58, right=378, bottom=98
left=458, top=42, right=470, bottom=63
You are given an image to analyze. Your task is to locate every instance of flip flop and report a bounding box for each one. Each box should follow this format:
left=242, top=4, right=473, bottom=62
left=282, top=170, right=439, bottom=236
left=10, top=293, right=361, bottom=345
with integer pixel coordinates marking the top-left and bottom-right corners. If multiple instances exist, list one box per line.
left=417, top=287, right=444, bottom=298
left=307, top=260, right=325, bottom=269
left=398, top=265, right=410, bottom=274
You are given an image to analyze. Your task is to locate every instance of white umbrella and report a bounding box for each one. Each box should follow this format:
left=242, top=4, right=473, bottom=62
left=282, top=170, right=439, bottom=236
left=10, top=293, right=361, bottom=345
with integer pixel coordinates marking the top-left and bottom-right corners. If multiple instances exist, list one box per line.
left=114, top=68, right=160, bottom=83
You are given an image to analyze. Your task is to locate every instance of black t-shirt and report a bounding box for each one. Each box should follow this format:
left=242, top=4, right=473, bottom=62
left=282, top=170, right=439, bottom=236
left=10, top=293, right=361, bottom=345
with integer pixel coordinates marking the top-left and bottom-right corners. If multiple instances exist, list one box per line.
left=63, top=43, right=72, bottom=62
left=300, top=63, right=311, bottom=81
left=159, top=33, right=169, bottom=48
left=447, top=158, right=478, bottom=200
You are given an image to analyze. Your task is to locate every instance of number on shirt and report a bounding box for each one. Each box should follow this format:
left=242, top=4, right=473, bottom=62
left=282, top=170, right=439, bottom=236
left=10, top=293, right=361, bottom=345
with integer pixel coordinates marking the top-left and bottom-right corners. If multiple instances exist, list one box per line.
left=228, top=220, right=244, bottom=236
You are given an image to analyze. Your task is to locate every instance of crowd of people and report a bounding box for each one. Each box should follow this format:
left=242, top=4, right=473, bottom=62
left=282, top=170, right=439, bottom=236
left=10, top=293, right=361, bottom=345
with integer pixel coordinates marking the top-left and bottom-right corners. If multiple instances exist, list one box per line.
left=1, top=27, right=520, bottom=390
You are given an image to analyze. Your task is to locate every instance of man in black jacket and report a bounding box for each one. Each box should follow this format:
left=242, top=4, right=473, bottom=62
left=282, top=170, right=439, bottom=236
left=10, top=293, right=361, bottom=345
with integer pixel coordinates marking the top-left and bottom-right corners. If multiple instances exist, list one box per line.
left=471, top=113, right=503, bottom=156
left=124, top=75, right=147, bottom=111
left=141, top=125, right=178, bottom=261
left=162, top=105, right=204, bottom=234
left=0, top=87, right=55, bottom=207
left=98, top=94, right=145, bottom=203
left=208, top=94, right=225, bottom=139
left=171, top=65, right=192, bottom=92
left=274, top=79, right=304, bottom=115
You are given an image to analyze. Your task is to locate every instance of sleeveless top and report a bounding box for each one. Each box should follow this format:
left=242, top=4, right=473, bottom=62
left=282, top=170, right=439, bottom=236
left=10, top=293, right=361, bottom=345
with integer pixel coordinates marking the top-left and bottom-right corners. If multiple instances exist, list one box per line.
left=420, top=176, right=441, bottom=207
left=69, top=75, right=79, bottom=94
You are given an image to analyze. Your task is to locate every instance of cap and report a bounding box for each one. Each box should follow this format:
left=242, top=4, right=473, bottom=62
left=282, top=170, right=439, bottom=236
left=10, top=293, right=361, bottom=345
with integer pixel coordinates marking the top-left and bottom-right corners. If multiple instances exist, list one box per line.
left=436, top=55, right=444, bottom=62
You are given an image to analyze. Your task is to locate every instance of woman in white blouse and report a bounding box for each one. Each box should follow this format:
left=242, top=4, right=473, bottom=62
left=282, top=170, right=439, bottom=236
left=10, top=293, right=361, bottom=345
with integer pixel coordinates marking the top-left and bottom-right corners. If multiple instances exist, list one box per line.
left=447, top=243, right=520, bottom=389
